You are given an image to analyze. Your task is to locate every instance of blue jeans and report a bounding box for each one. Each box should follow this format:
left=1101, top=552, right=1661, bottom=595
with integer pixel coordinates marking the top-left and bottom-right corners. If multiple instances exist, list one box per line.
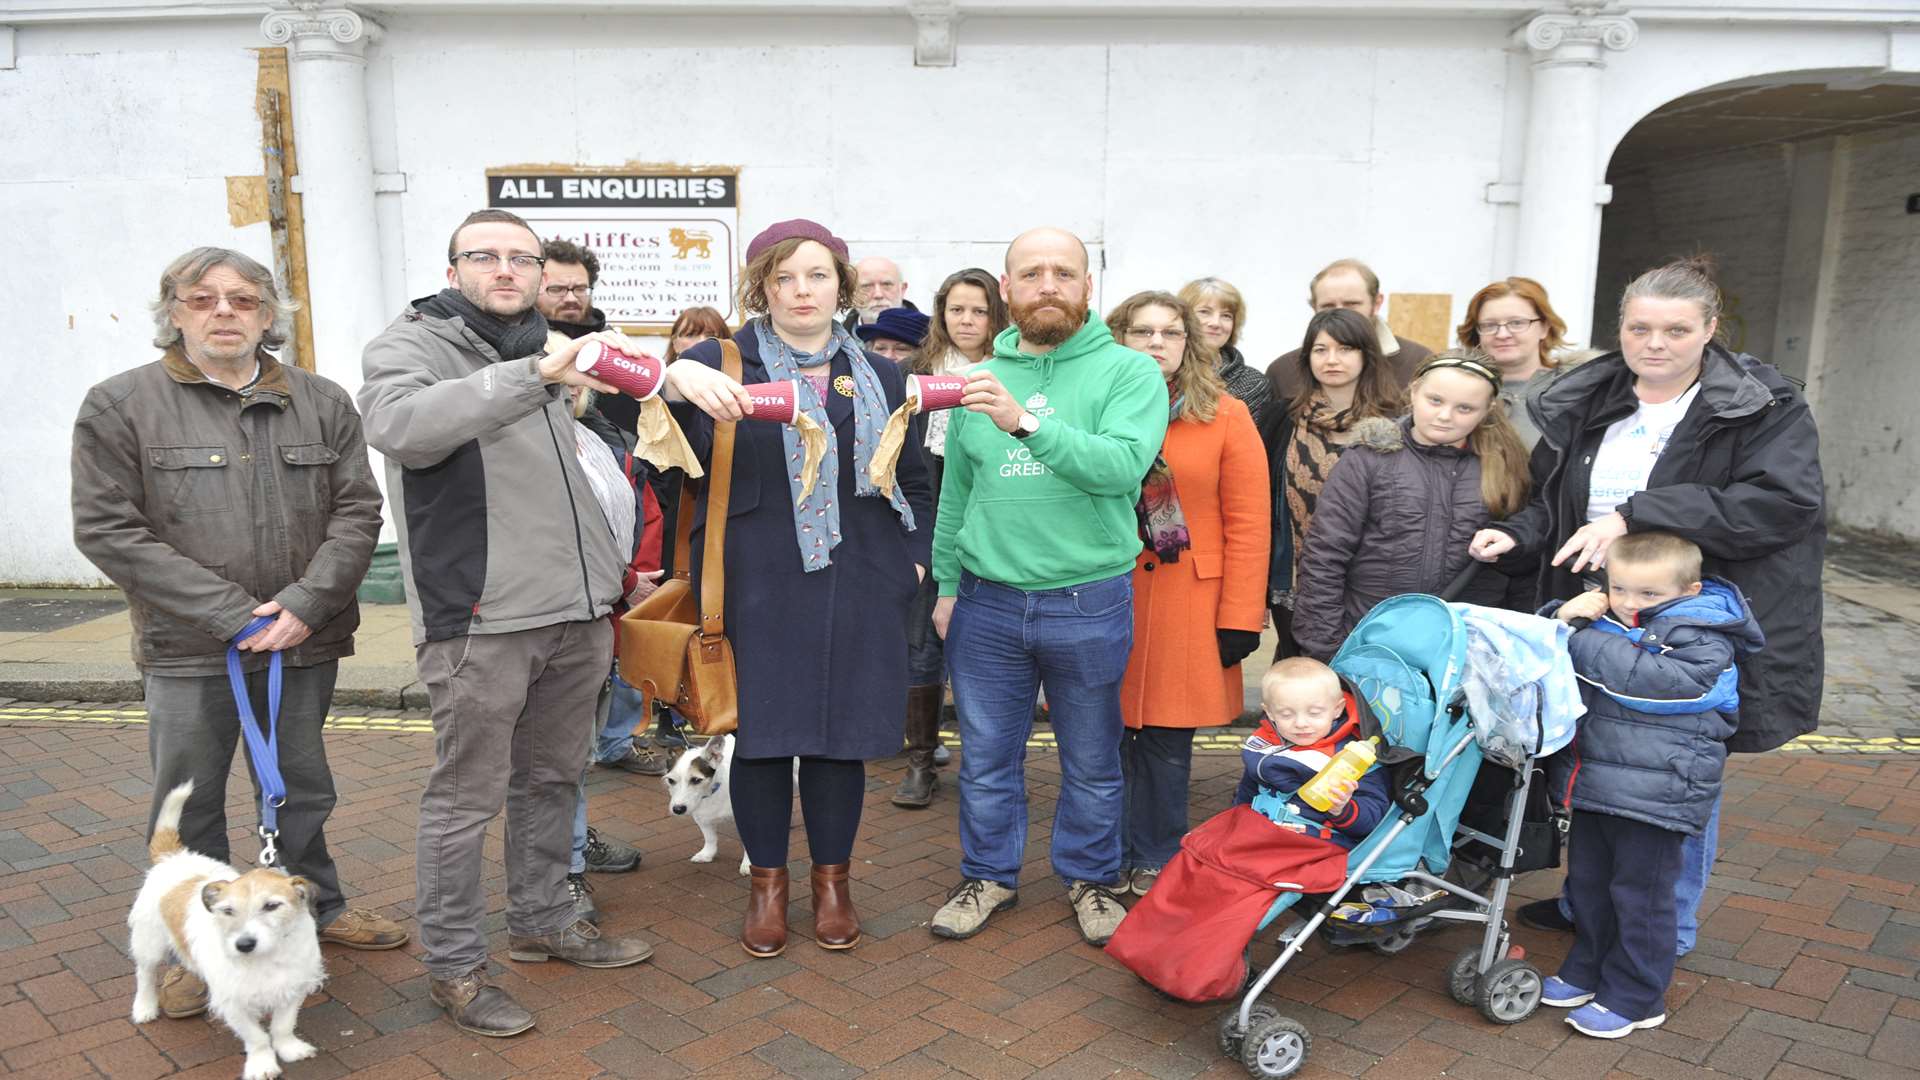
left=947, top=571, right=1133, bottom=888
left=1555, top=791, right=1720, bottom=955
left=570, top=673, right=646, bottom=875
left=1120, top=726, right=1195, bottom=872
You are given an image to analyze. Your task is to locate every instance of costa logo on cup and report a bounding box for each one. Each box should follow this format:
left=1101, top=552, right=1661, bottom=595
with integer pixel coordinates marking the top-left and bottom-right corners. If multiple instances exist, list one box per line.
left=912, top=374, right=968, bottom=413
left=743, top=380, right=797, bottom=424
left=576, top=340, right=664, bottom=401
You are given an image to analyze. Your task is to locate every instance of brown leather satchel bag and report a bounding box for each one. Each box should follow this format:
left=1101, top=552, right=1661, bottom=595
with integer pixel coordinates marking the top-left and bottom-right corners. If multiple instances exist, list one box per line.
left=617, top=340, right=741, bottom=736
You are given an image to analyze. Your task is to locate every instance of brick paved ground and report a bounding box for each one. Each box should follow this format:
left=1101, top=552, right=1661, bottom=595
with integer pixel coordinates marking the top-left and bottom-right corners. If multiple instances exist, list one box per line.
left=1, top=716, right=1917, bottom=1079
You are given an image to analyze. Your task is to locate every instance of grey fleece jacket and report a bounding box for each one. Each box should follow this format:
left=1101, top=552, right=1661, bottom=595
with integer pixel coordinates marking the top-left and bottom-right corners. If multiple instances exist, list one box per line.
left=358, top=305, right=623, bottom=645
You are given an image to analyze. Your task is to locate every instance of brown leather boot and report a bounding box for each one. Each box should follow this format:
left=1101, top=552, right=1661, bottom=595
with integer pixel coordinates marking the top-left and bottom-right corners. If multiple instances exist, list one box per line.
left=811, top=862, right=861, bottom=950
left=742, top=865, right=789, bottom=958
left=891, top=684, right=944, bottom=809
left=429, top=970, right=535, bottom=1038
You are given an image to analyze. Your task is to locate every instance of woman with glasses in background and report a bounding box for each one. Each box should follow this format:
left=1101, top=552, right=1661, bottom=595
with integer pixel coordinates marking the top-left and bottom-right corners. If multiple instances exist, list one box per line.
left=1106, top=291, right=1269, bottom=895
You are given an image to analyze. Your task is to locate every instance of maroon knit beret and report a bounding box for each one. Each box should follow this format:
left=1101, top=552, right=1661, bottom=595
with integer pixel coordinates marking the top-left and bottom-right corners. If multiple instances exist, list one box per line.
left=746, top=218, right=849, bottom=264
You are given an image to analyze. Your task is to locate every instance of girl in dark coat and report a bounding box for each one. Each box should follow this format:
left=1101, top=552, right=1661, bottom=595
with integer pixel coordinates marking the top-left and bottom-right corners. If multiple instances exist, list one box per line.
left=1470, top=256, right=1826, bottom=953
left=1292, top=351, right=1529, bottom=660
left=666, top=220, right=934, bottom=960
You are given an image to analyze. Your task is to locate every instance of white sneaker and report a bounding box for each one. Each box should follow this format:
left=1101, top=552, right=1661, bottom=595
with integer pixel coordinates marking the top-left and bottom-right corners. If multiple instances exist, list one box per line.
left=930, top=878, right=1018, bottom=940
left=1068, top=880, right=1127, bottom=946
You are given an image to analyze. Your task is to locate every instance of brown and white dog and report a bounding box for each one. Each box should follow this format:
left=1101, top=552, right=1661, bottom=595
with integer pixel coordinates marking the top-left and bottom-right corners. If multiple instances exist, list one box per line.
left=128, top=781, right=325, bottom=1080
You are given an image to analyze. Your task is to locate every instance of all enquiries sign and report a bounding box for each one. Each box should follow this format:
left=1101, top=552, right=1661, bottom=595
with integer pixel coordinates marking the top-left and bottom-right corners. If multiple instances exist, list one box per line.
left=487, top=168, right=740, bottom=330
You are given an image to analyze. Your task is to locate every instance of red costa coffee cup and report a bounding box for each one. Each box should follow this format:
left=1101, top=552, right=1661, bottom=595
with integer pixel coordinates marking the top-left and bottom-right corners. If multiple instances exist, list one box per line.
left=577, top=340, right=664, bottom=401
left=912, top=374, right=968, bottom=413
left=743, top=380, right=798, bottom=424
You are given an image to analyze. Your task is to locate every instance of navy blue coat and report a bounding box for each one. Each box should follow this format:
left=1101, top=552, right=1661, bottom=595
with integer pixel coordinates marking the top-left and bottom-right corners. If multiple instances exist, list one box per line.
left=1548, top=578, right=1765, bottom=835
left=671, top=326, right=935, bottom=759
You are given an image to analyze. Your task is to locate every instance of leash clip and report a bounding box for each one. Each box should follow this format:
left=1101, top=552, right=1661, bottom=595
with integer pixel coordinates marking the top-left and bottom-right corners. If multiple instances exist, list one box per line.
left=257, top=825, right=280, bottom=868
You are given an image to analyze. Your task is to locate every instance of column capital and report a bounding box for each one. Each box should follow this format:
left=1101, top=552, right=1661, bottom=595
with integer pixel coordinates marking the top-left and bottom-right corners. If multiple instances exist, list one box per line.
left=261, top=2, right=380, bottom=64
left=1524, top=4, right=1638, bottom=63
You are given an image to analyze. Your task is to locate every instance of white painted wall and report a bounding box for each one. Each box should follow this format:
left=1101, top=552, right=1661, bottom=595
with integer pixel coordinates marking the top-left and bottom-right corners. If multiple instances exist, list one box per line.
left=1814, top=129, right=1920, bottom=539
left=1594, top=144, right=1793, bottom=354
left=3, top=7, right=1917, bottom=583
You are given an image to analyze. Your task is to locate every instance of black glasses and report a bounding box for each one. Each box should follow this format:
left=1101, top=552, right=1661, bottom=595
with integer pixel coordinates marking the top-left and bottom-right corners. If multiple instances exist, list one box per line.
left=1124, top=326, right=1187, bottom=343
left=1475, top=317, right=1541, bottom=337
left=453, top=251, right=545, bottom=272
left=543, top=284, right=592, bottom=299
left=176, top=292, right=263, bottom=312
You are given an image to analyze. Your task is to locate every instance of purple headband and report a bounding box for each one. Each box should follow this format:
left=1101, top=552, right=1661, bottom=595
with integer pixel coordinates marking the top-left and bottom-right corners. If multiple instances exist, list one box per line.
left=746, top=218, right=849, bottom=264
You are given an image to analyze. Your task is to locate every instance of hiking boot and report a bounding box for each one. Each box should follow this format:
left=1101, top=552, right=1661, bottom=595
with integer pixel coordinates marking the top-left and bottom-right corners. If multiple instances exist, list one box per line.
left=1128, top=867, right=1160, bottom=897
left=583, top=828, right=642, bottom=873
left=599, top=741, right=668, bottom=777
left=159, top=965, right=208, bottom=1019
left=429, top=970, right=535, bottom=1038
left=1068, top=880, right=1127, bottom=946
left=507, top=919, right=652, bottom=968
left=930, top=878, right=1017, bottom=940
left=319, top=908, right=410, bottom=950
left=1518, top=898, right=1575, bottom=933
left=566, top=873, right=600, bottom=925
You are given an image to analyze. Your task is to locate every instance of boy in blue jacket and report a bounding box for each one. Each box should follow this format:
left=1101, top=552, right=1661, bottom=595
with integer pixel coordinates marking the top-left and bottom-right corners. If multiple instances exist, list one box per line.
left=1239, top=658, right=1392, bottom=848
left=1542, top=532, right=1765, bottom=1039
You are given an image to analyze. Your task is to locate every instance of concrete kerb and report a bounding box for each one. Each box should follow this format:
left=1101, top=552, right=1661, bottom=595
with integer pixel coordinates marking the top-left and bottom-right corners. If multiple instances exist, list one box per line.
left=0, top=664, right=426, bottom=709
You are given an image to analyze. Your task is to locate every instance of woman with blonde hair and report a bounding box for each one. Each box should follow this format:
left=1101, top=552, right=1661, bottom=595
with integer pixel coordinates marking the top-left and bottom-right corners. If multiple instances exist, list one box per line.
left=1456, top=277, right=1571, bottom=451
left=1293, top=350, right=1528, bottom=660
left=1105, top=290, right=1269, bottom=894
left=1178, top=277, right=1270, bottom=428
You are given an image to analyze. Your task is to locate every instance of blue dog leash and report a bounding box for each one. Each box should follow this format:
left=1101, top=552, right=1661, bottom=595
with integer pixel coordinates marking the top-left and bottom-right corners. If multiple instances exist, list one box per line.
left=228, top=615, right=289, bottom=867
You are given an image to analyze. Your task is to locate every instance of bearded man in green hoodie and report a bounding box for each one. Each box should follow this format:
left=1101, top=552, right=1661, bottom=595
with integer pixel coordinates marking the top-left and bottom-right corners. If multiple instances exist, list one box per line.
left=927, top=227, right=1170, bottom=946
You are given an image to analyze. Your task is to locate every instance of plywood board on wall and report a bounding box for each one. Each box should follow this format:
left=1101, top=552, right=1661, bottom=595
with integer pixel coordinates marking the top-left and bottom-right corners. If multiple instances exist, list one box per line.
left=1388, top=293, right=1453, bottom=353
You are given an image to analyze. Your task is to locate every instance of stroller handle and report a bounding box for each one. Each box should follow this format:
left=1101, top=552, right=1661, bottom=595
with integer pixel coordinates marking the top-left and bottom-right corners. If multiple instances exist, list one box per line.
left=1438, top=561, right=1481, bottom=603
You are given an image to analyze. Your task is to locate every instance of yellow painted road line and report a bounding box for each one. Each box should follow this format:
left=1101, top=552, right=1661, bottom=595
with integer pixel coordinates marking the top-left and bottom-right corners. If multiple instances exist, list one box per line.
left=2, top=705, right=1917, bottom=753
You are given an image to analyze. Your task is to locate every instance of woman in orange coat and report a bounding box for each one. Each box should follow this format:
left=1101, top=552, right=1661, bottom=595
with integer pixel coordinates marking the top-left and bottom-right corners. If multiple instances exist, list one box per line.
left=1108, top=291, right=1271, bottom=896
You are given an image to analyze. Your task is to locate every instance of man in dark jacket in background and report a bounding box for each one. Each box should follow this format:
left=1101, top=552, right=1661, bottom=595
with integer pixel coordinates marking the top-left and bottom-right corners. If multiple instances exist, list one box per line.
left=72, top=246, right=401, bottom=1022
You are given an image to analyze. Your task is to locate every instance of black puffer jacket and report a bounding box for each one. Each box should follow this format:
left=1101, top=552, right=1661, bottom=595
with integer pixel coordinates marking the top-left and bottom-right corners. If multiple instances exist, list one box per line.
left=1548, top=578, right=1766, bottom=834
left=1491, top=344, right=1825, bottom=753
left=1293, top=416, right=1506, bottom=659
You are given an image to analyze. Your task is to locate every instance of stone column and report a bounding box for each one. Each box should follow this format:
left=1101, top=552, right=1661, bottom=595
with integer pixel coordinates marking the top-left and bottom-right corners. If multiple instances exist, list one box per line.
left=1514, top=4, right=1637, bottom=347
left=261, top=2, right=385, bottom=397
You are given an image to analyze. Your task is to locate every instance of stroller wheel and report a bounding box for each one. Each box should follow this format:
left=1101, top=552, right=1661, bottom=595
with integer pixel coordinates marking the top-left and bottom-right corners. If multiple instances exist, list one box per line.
left=1475, top=958, right=1543, bottom=1025
left=1446, top=948, right=1480, bottom=1006
left=1217, top=1002, right=1279, bottom=1058
left=1240, top=1015, right=1311, bottom=1078
left=1368, top=927, right=1418, bottom=955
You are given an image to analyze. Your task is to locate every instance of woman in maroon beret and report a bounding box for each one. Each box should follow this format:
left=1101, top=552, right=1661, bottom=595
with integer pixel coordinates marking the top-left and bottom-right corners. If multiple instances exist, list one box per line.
left=665, top=219, right=934, bottom=958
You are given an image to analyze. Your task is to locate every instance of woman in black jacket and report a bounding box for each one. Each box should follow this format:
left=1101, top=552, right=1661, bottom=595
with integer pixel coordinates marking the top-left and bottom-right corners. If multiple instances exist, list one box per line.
left=1469, top=256, right=1825, bottom=952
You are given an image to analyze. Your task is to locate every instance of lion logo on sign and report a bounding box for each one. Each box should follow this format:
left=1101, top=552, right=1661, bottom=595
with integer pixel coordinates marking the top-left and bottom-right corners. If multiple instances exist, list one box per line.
left=669, top=228, right=713, bottom=260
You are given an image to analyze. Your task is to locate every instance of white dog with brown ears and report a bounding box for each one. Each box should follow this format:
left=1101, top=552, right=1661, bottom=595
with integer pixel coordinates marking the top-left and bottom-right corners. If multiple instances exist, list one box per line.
left=128, top=781, right=325, bottom=1080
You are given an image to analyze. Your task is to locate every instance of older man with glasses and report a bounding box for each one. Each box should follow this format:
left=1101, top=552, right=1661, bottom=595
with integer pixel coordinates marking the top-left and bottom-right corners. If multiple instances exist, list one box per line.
left=358, top=209, right=661, bottom=1038
left=71, top=247, right=401, bottom=1023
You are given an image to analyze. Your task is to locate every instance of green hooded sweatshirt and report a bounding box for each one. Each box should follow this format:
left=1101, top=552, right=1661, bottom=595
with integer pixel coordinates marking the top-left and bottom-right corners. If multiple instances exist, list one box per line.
left=932, top=313, right=1169, bottom=595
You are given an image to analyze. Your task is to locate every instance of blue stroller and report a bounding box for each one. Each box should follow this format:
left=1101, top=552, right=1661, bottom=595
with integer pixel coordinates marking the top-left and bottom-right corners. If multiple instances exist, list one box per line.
left=1218, top=591, right=1561, bottom=1079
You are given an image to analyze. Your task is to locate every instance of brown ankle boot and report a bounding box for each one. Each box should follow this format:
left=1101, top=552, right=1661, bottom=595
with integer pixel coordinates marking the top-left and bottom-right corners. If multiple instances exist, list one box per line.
left=742, top=865, right=789, bottom=958
left=891, top=684, right=944, bottom=809
left=811, top=863, right=861, bottom=950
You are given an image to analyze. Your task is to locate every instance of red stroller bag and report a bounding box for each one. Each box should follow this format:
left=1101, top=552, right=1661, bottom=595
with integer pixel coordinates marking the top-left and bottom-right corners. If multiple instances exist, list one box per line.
left=1105, top=804, right=1350, bottom=1002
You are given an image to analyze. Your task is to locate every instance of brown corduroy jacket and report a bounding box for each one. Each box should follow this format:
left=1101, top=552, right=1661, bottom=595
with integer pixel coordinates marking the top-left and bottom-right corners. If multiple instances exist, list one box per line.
left=70, top=349, right=382, bottom=674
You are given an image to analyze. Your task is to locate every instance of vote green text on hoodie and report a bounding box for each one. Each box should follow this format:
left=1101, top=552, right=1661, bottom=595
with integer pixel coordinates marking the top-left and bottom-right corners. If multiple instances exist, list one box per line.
left=933, top=314, right=1169, bottom=595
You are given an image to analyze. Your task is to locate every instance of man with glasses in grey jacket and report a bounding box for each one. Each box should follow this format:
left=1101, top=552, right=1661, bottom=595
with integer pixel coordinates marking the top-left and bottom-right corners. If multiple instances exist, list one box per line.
left=358, top=209, right=654, bottom=1037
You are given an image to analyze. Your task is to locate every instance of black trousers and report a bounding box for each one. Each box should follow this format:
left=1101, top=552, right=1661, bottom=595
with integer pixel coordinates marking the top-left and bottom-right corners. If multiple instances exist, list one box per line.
left=1560, top=810, right=1683, bottom=1022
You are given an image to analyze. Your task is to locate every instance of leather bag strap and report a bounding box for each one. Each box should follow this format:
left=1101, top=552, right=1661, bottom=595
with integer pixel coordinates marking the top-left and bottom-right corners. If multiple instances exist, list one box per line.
left=700, top=341, right=741, bottom=637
